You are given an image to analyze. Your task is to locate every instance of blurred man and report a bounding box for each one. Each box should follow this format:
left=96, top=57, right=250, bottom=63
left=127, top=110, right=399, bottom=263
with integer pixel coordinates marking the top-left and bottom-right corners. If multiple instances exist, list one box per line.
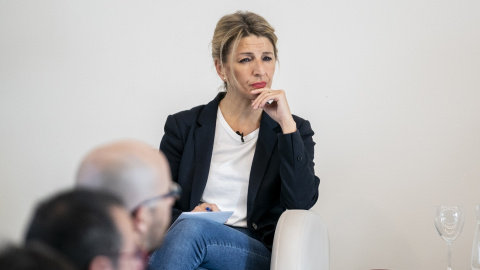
left=25, top=189, right=145, bottom=270
left=0, top=242, right=75, bottom=270
left=75, top=140, right=178, bottom=253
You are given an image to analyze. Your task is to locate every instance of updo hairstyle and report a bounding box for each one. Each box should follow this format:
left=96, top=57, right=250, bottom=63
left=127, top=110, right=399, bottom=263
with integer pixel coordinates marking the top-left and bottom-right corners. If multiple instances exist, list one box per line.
left=211, top=11, right=278, bottom=90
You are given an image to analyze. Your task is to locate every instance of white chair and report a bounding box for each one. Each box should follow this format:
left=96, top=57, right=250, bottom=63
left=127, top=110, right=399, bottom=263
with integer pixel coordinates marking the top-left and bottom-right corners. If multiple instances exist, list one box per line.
left=271, top=210, right=329, bottom=270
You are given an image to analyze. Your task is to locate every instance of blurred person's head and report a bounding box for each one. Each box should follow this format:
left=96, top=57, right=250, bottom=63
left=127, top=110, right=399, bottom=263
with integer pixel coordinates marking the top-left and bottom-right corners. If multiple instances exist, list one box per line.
left=24, top=189, right=145, bottom=270
left=0, top=242, right=75, bottom=270
left=75, top=140, right=177, bottom=252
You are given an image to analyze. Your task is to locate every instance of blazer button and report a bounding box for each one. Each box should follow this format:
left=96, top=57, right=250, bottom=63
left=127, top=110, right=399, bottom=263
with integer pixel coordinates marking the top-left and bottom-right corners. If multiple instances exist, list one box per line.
left=297, top=156, right=303, bottom=161
left=252, top=223, right=257, bottom=230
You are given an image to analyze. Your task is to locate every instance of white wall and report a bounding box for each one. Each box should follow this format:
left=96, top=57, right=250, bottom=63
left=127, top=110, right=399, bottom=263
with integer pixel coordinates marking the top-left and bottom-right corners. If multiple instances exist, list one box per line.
left=1, top=1, right=479, bottom=269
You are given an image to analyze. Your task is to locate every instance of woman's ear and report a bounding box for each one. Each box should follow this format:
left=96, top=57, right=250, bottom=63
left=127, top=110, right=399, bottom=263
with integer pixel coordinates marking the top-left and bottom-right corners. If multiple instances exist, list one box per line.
left=214, top=59, right=225, bottom=81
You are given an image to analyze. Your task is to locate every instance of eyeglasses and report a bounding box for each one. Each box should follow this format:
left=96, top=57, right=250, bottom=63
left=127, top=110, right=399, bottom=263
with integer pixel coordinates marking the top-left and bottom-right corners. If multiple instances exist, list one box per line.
left=131, top=182, right=181, bottom=215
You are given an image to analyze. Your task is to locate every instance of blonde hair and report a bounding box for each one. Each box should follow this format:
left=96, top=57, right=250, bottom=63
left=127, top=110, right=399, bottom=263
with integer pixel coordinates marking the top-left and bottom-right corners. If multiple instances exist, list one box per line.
left=211, top=11, right=278, bottom=91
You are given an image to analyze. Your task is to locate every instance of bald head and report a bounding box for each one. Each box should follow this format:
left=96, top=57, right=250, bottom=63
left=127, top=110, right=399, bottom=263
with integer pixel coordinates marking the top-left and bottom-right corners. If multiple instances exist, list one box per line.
left=76, top=140, right=171, bottom=212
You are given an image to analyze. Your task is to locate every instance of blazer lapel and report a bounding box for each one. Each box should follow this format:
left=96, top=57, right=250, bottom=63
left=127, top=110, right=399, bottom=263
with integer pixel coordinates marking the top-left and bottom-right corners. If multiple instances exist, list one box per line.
left=247, top=111, right=281, bottom=218
left=189, top=93, right=223, bottom=209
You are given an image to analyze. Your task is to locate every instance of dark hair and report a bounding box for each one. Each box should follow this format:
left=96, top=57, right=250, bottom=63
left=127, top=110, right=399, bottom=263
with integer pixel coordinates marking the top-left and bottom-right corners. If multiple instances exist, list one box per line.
left=24, top=189, right=125, bottom=270
left=0, top=242, right=76, bottom=270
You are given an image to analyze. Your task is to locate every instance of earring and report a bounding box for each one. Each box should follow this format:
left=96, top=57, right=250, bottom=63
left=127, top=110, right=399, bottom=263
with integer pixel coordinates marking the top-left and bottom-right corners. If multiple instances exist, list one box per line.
left=223, top=77, right=226, bottom=81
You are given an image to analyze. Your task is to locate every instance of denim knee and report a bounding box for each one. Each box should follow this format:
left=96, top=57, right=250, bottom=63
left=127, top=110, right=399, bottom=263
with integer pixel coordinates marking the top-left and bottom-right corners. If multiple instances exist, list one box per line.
left=166, top=218, right=217, bottom=244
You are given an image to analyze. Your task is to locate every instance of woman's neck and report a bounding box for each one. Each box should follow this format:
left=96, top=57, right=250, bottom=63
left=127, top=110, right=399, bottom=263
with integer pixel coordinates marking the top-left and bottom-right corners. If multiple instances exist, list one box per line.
left=219, top=91, right=262, bottom=135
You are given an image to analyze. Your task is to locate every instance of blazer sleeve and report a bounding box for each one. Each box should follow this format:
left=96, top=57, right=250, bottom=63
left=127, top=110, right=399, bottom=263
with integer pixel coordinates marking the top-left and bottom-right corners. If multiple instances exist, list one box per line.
left=159, top=114, right=185, bottom=221
left=160, top=115, right=184, bottom=182
left=277, top=119, right=320, bottom=209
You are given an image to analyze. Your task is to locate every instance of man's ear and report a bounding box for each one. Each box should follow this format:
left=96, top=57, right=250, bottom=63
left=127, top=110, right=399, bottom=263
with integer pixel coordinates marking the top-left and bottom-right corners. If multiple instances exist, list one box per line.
left=132, top=206, right=150, bottom=234
left=89, top=255, right=114, bottom=270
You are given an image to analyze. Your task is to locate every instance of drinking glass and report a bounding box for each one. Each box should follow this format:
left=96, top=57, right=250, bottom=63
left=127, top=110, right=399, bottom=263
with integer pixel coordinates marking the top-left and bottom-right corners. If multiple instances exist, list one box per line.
left=471, top=204, right=480, bottom=270
left=434, top=206, right=464, bottom=270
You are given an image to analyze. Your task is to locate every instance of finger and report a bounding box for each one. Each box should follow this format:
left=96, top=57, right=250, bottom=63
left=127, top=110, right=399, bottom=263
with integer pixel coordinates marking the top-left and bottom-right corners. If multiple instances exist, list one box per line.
left=260, top=90, right=287, bottom=108
left=209, top=204, right=220, bottom=212
left=250, top=88, right=269, bottom=94
left=252, top=90, right=274, bottom=109
left=192, top=203, right=210, bottom=212
left=250, top=87, right=270, bottom=99
left=255, top=92, right=277, bottom=109
left=191, top=205, right=204, bottom=212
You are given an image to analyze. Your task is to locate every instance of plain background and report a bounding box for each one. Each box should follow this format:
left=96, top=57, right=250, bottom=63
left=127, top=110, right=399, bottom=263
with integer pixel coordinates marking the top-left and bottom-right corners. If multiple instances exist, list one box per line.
left=1, top=1, right=479, bottom=269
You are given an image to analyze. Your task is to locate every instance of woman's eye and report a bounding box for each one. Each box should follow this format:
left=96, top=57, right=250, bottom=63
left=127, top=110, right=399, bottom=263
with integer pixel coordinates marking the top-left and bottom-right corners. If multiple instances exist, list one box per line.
left=239, top=58, right=251, bottom=63
left=263, top=56, right=273, bottom=61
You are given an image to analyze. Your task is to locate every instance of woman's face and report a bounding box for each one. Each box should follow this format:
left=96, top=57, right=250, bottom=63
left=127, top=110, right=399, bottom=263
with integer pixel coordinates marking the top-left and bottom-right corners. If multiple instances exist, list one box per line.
left=224, top=35, right=276, bottom=100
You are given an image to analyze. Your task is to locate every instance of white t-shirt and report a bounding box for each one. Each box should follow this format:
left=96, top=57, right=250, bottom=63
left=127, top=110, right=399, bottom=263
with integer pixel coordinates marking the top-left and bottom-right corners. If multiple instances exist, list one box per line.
left=200, top=107, right=259, bottom=227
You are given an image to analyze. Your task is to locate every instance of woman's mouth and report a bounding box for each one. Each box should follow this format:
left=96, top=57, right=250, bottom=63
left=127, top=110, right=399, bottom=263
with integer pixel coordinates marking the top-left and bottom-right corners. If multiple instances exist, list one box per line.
left=251, top=82, right=267, bottom=89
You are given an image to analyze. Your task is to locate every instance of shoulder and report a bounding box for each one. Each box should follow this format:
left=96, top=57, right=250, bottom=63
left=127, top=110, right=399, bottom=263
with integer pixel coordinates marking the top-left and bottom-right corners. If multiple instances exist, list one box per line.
left=165, top=92, right=223, bottom=129
left=162, top=105, right=207, bottom=143
left=164, top=105, right=207, bottom=138
left=169, top=104, right=206, bottom=123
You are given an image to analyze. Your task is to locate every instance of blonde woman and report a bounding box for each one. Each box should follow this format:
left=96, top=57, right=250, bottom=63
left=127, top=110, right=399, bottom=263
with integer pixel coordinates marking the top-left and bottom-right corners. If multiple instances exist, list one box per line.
left=149, top=11, right=320, bottom=270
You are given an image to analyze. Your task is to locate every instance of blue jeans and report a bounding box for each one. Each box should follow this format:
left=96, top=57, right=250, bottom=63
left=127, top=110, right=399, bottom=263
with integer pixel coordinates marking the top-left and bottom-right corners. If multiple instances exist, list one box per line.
left=147, top=218, right=271, bottom=270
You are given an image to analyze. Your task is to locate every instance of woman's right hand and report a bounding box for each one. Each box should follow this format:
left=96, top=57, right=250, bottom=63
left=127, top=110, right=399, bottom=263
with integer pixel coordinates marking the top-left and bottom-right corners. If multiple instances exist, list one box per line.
left=192, top=202, right=219, bottom=212
left=250, top=88, right=297, bottom=134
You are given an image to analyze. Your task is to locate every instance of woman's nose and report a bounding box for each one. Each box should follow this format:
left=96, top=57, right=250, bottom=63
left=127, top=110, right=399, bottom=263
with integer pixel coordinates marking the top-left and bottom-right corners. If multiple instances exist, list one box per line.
left=252, top=60, right=266, bottom=77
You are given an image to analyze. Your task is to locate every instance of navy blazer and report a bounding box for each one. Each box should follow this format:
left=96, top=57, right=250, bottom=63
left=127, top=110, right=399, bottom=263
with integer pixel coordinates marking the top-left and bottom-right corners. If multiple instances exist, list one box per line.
left=160, top=92, right=320, bottom=249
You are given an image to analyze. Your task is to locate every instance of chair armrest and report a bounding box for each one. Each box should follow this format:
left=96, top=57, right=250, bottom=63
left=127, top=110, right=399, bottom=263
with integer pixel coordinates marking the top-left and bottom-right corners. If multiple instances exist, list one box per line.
left=270, top=210, right=329, bottom=270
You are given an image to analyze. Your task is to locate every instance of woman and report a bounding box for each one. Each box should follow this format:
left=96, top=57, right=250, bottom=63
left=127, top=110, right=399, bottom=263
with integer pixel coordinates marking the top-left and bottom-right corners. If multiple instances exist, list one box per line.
left=149, top=11, right=320, bottom=270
